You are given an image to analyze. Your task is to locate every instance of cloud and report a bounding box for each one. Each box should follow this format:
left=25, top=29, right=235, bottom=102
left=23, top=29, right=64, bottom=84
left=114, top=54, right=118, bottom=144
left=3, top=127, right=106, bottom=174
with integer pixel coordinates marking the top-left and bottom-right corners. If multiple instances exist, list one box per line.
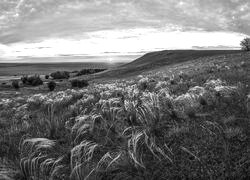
left=0, top=29, right=244, bottom=62
left=0, top=0, right=249, bottom=62
left=0, top=0, right=249, bottom=44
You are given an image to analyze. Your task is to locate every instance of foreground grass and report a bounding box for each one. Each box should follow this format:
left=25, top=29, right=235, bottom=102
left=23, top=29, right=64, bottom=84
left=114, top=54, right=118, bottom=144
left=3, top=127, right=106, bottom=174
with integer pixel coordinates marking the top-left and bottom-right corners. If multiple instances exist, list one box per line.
left=0, top=56, right=249, bottom=179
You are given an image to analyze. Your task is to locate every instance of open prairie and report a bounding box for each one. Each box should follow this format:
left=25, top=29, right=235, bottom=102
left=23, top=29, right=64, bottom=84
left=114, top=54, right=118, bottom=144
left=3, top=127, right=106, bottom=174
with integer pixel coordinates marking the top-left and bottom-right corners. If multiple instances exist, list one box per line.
left=1, top=0, right=250, bottom=179
left=1, top=50, right=250, bottom=179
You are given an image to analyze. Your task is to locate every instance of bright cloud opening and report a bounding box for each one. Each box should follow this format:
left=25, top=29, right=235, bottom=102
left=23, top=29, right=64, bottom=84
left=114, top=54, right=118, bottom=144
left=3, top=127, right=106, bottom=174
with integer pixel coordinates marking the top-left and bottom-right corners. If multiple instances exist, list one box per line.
left=0, top=28, right=245, bottom=62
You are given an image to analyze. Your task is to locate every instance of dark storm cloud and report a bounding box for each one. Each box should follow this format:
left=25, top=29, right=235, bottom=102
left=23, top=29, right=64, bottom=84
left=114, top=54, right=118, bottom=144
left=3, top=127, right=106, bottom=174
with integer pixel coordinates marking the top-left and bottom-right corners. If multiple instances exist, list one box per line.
left=0, top=0, right=249, bottom=44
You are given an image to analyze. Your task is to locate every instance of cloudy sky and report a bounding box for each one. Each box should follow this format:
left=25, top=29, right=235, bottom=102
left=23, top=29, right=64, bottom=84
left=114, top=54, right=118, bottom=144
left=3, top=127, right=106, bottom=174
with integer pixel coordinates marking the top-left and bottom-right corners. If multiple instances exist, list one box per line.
left=0, top=0, right=249, bottom=62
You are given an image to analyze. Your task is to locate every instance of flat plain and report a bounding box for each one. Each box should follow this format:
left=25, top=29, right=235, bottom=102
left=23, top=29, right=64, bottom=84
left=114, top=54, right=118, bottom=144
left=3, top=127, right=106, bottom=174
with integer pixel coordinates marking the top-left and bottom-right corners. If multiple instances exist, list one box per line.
left=0, top=62, right=123, bottom=76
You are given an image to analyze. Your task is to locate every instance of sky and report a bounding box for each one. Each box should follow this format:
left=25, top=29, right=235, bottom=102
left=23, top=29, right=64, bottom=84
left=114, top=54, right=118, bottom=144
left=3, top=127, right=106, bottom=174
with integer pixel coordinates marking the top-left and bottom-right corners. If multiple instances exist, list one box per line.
left=0, top=0, right=249, bottom=62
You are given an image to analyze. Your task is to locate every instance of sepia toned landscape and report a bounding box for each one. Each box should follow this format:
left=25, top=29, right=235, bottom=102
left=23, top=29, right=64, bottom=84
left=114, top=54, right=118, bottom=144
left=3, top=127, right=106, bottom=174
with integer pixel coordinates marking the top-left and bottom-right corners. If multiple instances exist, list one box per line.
left=0, top=0, right=250, bottom=180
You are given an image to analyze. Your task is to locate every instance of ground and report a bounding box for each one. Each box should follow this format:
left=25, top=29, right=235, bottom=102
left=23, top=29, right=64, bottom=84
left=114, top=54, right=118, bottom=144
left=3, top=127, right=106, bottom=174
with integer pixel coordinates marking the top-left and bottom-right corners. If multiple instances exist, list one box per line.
left=0, top=50, right=250, bottom=179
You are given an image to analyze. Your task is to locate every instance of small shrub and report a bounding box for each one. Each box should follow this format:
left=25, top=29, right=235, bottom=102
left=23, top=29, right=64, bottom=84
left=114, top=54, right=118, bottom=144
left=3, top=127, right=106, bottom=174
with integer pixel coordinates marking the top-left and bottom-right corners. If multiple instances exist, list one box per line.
left=21, top=75, right=43, bottom=86
left=50, top=71, right=70, bottom=79
left=29, top=75, right=43, bottom=86
left=12, top=80, right=19, bottom=89
left=137, top=77, right=158, bottom=91
left=71, top=79, right=89, bottom=88
left=137, top=77, right=149, bottom=91
left=147, top=79, right=157, bottom=91
left=21, top=75, right=28, bottom=84
left=47, top=81, right=56, bottom=91
left=45, top=75, right=50, bottom=79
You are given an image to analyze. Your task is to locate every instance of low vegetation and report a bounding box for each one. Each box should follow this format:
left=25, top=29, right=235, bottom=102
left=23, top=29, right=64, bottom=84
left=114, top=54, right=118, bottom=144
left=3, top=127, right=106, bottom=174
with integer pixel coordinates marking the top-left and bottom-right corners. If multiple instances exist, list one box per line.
left=240, top=37, right=250, bottom=51
left=50, top=71, right=70, bottom=79
left=47, top=81, right=56, bottom=91
left=75, top=68, right=106, bottom=76
left=0, top=57, right=249, bottom=179
left=45, top=75, right=50, bottom=79
left=11, top=80, right=20, bottom=89
left=21, top=75, right=43, bottom=86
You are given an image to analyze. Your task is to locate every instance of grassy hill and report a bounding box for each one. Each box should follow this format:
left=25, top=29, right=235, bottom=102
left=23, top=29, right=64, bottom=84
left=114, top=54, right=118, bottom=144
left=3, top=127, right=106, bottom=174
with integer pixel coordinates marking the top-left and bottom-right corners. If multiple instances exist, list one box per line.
left=1, top=50, right=250, bottom=179
left=88, top=50, right=241, bottom=79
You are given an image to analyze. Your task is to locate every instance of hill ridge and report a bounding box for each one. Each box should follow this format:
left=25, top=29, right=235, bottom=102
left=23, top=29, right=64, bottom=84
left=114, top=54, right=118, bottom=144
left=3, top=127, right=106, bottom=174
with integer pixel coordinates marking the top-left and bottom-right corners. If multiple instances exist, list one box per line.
left=87, top=50, right=241, bottom=79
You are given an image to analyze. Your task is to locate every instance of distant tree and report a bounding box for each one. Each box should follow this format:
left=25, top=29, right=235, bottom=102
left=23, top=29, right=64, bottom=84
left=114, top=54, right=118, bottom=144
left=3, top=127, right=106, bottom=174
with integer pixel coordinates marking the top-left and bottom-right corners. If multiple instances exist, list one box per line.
left=240, top=37, right=250, bottom=51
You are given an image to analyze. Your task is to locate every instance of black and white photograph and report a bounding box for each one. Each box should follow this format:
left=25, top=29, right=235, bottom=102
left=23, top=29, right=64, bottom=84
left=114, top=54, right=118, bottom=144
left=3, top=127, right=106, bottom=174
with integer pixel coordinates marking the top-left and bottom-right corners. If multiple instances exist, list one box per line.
left=0, top=0, right=250, bottom=179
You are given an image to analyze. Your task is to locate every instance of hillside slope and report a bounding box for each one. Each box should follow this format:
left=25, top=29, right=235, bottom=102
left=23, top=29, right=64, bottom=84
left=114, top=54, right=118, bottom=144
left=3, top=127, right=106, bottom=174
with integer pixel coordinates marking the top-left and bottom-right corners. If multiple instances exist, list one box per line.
left=88, top=50, right=241, bottom=79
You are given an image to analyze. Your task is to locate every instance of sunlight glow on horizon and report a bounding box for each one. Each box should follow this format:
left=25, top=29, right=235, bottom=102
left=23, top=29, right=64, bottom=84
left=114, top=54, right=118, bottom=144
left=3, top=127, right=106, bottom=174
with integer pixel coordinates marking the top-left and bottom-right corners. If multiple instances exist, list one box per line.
left=0, top=28, right=246, bottom=63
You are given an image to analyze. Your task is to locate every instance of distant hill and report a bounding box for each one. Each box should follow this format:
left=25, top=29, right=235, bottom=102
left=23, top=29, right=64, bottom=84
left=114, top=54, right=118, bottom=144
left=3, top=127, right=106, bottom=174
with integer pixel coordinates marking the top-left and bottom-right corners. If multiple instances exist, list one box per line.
left=81, top=50, right=242, bottom=79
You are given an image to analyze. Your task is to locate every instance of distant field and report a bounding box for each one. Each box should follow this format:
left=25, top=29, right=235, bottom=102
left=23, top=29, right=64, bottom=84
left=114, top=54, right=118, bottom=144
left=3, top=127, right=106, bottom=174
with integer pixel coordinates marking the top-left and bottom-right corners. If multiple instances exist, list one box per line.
left=0, top=62, right=123, bottom=77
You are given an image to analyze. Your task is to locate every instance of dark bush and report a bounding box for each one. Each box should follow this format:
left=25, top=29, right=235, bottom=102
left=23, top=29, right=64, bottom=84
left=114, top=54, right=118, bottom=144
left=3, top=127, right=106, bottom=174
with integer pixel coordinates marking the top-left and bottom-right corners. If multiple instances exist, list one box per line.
left=50, top=71, right=70, bottom=79
left=45, top=75, right=50, bottom=79
left=21, top=75, right=43, bottom=86
left=47, top=81, right=56, bottom=91
left=29, top=75, right=43, bottom=86
left=71, top=79, right=89, bottom=88
left=240, top=37, right=250, bottom=51
left=138, top=78, right=148, bottom=91
left=12, top=80, right=19, bottom=89
left=21, top=75, right=28, bottom=84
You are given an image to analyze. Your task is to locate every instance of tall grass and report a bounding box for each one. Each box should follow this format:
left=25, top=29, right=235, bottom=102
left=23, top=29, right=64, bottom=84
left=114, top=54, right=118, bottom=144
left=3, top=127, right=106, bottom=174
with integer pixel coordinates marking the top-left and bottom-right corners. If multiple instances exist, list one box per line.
left=0, top=60, right=249, bottom=179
